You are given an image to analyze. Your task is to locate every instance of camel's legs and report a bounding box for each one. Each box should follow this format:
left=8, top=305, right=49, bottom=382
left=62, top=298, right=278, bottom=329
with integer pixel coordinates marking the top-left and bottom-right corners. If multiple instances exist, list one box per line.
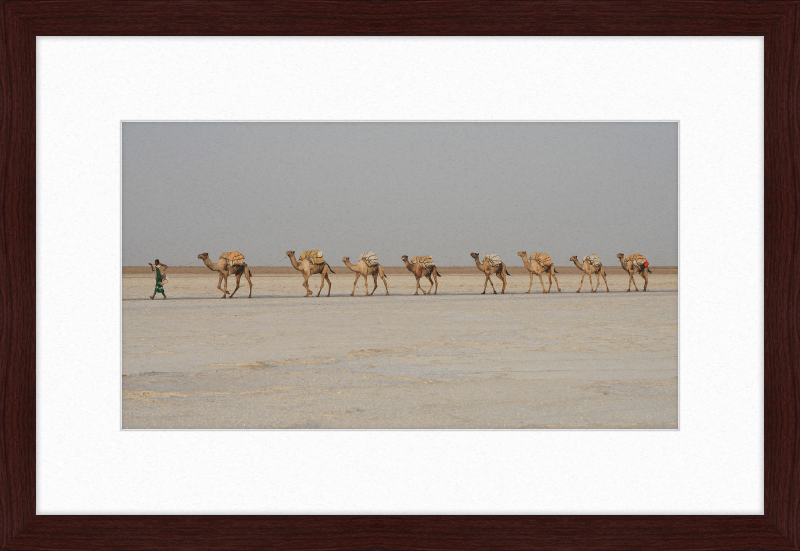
left=217, top=273, right=229, bottom=298
left=591, top=272, right=599, bottom=293
left=497, top=271, right=506, bottom=294
left=642, top=270, right=649, bottom=291
left=414, top=276, right=423, bottom=295
left=486, top=274, right=497, bottom=294
left=351, top=273, right=360, bottom=296
left=316, top=271, right=326, bottom=297
left=601, top=270, right=610, bottom=292
left=527, top=272, right=533, bottom=293
left=302, top=274, right=312, bottom=297
left=325, top=272, right=332, bottom=297
left=538, top=272, right=546, bottom=293
left=243, top=269, right=253, bottom=298
left=363, top=272, right=370, bottom=296
left=228, top=273, right=242, bottom=298
left=379, top=271, right=389, bottom=295
left=376, top=267, right=389, bottom=295
left=217, top=273, right=224, bottom=296
left=551, top=268, right=561, bottom=292
left=425, top=273, right=434, bottom=295
left=432, top=273, right=437, bottom=295
left=546, top=271, right=553, bottom=293
left=372, top=272, right=387, bottom=295
left=629, top=271, right=639, bottom=292
left=577, top=272, right=585, bottom=292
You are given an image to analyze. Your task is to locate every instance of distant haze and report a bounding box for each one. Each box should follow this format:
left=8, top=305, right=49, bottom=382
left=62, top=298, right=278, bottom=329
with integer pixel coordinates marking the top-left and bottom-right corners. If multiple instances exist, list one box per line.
left=122, top=122, right=678, bottom=267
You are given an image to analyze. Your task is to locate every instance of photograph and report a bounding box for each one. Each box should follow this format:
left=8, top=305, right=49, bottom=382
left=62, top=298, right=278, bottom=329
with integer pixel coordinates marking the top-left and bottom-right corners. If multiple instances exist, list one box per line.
left=121, top=121, right=678, bottom=429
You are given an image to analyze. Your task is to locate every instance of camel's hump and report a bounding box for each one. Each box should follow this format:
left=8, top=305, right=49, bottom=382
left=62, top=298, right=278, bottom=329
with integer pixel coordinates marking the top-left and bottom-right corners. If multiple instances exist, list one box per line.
left=530, top=252, right=553, bottom=267
left=300, top=250, right=325, bottom=264
left=220, top=251, right=245, bottom=265
left=410, top=255, right=434, bottom=267
left=482, top=254, right=502, bottom=266
left=582, top=254, right=602, bottom=267
left=625, top=253, right=647, bottom=266
left=360, top=251, right=379, bottom=266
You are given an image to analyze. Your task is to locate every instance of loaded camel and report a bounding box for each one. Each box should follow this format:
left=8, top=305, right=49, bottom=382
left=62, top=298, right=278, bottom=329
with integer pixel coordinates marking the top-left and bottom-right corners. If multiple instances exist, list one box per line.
left=517, top=251, right=561, bottom=293
left=570, top=255, right=609, bottom=293
left=401, top=255, right=442, bottom=295
left=286, top=251, right=335, bottom=297
left=342, top=255, right=389, bottom=296
left=617, top=253, right=651, bottom=292
left=470, top=253, right=510, bottom=294
left=197, top=253, right=253, bottom=298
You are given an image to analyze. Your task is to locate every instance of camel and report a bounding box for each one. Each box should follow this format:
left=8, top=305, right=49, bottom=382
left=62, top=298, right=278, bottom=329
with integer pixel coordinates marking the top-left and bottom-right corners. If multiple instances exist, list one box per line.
left=517, top=251, right=561, bottom=293
left=286, top=251, right=335, bottom=297
left=197, top=253, right=253, bottom=298
left=470, top=253, right=510, bottom=294
left=342, top=256, right=389, bottom=296
left=570, top=255, right=609, bottom=293
left=401, top=255, right=442, bottom=295
left=617, top=253, right=651, bottom=292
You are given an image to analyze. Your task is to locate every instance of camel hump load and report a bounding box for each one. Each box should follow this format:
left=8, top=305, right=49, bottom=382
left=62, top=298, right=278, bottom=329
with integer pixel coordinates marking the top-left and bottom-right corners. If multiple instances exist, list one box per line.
left=360, top=251, right=379, bottom=266
left=583, top=254, right=602, bottom=267
left=625, top=253, right=648, bottom=267
left=411, top=255, right=435, bottom=268
left=299, top=250, right=326, bottom=264
left=531, top=252, right=553, bottom=267
left=482, top=254, right=502, bottom=267
left=220, top=251, right=246, bottom=267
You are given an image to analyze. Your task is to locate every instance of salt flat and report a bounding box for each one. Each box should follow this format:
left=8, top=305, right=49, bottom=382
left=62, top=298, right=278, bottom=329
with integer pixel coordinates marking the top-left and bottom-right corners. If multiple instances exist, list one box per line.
left=122, top=272, right=678, bottom=429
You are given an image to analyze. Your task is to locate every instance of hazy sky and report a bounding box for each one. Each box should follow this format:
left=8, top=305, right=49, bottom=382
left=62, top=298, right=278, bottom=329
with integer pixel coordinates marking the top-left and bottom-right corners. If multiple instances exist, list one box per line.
left=122, top=122, right=678, bottom=266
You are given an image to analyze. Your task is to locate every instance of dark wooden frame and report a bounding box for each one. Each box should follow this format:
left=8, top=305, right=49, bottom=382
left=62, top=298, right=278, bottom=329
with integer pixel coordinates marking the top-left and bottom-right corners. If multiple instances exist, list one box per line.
left=1, top=1, right=797, bottom=549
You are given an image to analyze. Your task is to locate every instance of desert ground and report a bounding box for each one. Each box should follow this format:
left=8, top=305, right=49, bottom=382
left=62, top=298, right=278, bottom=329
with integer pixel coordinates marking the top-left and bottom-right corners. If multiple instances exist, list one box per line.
left=122, top=268, right=678, bottom=429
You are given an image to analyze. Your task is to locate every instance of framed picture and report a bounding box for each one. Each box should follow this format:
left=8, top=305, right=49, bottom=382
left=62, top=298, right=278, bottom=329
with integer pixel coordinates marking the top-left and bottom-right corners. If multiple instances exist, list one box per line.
left=2, top=1, right=796, bottom=549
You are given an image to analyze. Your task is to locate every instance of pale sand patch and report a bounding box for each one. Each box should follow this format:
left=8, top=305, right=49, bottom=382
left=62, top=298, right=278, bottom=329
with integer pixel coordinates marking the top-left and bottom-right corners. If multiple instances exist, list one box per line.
left=122, top=274, right=677, bottom=429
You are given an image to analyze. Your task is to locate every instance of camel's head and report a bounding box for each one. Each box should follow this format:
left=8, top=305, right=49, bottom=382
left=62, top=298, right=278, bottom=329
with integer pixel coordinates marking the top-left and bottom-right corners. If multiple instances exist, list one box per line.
left=517, top=251, right=527, bottom=258
left=400, top=255, right=409, bottom=261
left=470, top=252, right=479, bottom=260
left=569, top=255, right=578, bottom=262
left=286, top=250, right=295, bottom=257
left=617, top=253, right=624, bottom=259
left=197, top=253, right=209, bottom=260
left=342, top=256, right=350, bottom=263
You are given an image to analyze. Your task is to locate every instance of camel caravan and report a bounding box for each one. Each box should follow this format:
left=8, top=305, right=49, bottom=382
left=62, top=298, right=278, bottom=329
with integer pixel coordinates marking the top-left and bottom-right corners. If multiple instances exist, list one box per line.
left=187, top=249, right=653, bottom=298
